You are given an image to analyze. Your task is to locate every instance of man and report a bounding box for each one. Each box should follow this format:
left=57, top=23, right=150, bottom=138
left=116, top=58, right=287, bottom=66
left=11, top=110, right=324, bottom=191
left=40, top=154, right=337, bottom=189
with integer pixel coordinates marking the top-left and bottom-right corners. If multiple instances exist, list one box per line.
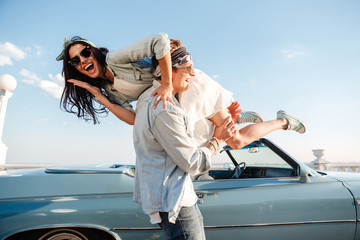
left=133, top=46, right=235, bottom=240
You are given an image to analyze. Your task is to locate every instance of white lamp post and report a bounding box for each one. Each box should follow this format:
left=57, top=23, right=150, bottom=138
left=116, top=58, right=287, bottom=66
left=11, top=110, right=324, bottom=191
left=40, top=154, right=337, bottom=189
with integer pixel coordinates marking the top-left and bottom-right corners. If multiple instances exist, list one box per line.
left=0, top=74, right=17, bottom=164
left=311, top=149, right=329, bottom=171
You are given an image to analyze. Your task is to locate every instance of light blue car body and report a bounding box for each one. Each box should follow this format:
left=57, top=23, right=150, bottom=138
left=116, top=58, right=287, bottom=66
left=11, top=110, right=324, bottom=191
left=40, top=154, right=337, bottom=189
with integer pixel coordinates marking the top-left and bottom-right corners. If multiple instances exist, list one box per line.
left=1, top=138, right=360, bottom=240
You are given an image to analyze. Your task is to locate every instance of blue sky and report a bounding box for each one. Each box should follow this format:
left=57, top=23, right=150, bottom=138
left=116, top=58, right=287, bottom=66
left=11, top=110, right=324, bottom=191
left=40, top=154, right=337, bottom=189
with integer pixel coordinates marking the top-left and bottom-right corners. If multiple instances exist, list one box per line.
left=0, top=0, right=359, bottom=165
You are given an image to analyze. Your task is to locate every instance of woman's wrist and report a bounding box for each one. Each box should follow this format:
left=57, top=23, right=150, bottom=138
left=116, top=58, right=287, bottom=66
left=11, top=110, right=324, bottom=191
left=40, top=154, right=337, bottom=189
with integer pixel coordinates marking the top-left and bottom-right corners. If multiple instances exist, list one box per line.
left=94, top=92, right=107, bottom=103
left=160, top=81, right=172, bottom=87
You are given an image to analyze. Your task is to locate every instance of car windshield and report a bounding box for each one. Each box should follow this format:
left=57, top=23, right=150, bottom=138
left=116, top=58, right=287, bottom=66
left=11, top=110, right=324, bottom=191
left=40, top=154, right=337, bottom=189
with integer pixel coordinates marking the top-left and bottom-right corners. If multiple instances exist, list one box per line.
left=226, top=143, right=294, bottom=170
left=206, top=140, right=303, bottom=180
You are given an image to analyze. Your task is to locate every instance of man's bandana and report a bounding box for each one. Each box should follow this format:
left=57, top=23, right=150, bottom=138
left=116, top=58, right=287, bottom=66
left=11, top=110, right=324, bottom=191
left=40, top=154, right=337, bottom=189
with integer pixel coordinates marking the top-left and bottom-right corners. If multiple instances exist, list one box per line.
left=154, top=47, right=192, bottom=76
left=171, top=47, right=192, bottom=67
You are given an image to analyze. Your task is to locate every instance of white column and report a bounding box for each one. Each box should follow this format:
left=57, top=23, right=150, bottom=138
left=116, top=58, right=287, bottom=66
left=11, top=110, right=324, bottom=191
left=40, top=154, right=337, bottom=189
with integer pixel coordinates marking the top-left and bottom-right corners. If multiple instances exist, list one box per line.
left=0, top=74, right=17, bottom=164
left=311, top=149, right=329, bottom=171
left=0, top=90, right=13, bottom=164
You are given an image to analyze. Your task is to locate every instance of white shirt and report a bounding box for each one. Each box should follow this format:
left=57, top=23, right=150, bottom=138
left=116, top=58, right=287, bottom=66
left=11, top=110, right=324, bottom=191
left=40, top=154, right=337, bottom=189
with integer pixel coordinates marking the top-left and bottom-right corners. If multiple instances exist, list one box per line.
left=180, top=69, right=234, bottom=147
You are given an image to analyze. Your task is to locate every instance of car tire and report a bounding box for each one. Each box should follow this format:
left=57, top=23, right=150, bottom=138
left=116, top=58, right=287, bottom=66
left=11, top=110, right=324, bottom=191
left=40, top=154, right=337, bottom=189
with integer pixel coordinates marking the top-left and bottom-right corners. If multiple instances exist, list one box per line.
left=27, top=228, right=102, bottom=240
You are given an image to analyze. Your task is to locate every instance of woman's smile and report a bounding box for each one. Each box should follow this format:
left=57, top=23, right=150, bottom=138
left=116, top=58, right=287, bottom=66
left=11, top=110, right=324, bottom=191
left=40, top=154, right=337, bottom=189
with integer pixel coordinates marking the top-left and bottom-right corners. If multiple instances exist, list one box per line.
left=84, top=62, right=94, bottom=71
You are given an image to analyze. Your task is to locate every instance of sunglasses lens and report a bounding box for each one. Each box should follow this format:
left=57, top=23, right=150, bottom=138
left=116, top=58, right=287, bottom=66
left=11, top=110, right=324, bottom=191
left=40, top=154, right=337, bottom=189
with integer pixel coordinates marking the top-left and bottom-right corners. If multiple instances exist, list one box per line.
left=69, top=56, right=80, bottom=67
left=81, top=47, right=92, bottom=58
left=68, top=47, right=91, bottom=67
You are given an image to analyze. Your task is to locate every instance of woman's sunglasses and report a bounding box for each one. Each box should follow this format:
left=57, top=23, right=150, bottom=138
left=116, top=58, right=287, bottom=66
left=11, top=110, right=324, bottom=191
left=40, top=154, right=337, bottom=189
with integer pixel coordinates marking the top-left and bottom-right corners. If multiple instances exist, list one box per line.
left=68, top=46, right=92, bottom=67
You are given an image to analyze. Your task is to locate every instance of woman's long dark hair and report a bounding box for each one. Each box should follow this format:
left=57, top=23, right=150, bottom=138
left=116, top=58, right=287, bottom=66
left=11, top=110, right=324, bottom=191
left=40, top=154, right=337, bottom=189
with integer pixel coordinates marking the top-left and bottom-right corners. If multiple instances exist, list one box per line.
left=60, top=36, right=109, bottom=124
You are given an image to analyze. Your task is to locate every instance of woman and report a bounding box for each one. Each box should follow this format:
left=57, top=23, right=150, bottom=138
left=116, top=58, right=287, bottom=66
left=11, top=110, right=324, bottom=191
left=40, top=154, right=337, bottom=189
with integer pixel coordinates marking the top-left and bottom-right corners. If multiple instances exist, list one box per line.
left=57, top=33, right=174, bottom=125
left=158, top=39, right=306, bottom=153
left=57, top=33, right=261, bottom=126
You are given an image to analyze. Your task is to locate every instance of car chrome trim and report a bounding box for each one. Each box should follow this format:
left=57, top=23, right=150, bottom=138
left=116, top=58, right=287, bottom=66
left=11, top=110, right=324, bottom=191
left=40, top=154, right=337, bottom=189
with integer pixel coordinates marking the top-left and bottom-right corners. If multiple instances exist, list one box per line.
left=113, top=220, right=356, bottom=231
left=204, top=220, right=356, bottom=229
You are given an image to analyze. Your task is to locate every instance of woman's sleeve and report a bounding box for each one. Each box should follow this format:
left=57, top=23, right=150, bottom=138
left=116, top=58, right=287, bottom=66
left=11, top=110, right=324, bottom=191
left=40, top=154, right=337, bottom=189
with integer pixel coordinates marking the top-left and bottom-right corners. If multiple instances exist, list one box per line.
left=106, top=33, right=171, bottom=65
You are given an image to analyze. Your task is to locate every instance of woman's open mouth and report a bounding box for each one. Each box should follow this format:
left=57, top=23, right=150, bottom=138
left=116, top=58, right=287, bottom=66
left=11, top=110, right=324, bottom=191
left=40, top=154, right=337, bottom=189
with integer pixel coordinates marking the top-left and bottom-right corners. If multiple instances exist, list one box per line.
left=85, top=63, right=94, bottom=72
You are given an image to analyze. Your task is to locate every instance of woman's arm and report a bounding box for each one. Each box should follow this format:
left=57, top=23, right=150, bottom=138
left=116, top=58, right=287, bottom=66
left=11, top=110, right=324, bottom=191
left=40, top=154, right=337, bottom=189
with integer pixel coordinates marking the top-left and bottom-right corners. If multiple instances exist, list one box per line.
left=106, top=33, right=170, bottom=64
left=68, top=79, right=135, bottom=125
left=206, top=116, right=236, bottom=156
left=151, top=51, right=174, bottom=108
left=107, top=33, right=174, bottom=108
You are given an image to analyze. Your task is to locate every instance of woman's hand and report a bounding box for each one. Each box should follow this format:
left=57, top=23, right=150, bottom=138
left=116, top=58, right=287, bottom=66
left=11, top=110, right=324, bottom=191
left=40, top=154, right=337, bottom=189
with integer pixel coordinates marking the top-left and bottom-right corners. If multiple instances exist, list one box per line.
left=227, top=101, right=241, bottom=122
left=68, top=79, right=102, bottom=98
left=68, top=79, right=136, bottom=125
left=214, top=116, right=237, bottom=143
left=151, top=84, right=175, bottom=109
left=151, top=51, right=174, bottom=109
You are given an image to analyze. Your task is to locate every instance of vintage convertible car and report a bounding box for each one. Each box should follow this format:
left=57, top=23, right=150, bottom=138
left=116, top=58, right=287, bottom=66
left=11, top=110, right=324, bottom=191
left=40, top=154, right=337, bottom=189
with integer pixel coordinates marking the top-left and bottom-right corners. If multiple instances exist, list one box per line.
left=1, top=138, right=360, bottom=240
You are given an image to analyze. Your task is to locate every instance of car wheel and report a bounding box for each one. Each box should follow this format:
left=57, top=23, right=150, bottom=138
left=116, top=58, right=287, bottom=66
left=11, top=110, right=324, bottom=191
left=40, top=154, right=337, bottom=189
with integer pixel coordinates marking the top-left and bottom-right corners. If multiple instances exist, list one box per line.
left=28, top=228, right=100, bottom=240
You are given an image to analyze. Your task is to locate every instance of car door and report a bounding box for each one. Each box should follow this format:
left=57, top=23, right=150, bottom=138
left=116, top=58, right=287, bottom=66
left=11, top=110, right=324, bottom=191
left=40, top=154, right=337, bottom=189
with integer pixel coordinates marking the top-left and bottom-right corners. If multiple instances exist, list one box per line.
left=193, top=140, right=356, bottom=240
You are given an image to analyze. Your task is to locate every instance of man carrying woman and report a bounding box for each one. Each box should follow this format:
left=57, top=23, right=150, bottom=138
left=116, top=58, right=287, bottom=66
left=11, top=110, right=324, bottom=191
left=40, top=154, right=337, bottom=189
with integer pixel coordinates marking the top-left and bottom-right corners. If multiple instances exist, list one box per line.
left=57, top=33, right=306, bottom=239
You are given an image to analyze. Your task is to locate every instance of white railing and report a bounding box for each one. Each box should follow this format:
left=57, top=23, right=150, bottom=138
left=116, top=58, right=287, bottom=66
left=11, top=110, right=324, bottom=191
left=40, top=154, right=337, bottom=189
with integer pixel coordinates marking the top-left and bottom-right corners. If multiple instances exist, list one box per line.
left=327, top=163, right=360, bottom=172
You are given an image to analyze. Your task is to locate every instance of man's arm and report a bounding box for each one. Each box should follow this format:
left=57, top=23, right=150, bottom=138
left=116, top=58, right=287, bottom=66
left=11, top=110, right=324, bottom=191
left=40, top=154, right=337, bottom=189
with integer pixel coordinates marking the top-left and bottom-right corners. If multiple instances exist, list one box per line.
left=209, top=109, right=247, bottom=149
left=151, top=109, right=234, bottom=175
left=152, top=110, right=212, bottom=176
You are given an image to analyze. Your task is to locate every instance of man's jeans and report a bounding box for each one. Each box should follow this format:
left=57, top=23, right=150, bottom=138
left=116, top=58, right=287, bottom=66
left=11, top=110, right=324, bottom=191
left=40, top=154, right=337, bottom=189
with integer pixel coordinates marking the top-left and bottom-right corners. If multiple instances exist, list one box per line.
left=159, top=204, right=206, bottom=240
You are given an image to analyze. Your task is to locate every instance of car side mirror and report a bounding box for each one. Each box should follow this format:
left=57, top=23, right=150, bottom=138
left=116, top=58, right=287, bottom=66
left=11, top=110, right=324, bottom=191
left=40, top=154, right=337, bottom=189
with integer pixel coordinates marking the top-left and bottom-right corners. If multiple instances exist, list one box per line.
left=248, top=146, right=259, bottom=153
left=299, top=167, right=311, bottom=183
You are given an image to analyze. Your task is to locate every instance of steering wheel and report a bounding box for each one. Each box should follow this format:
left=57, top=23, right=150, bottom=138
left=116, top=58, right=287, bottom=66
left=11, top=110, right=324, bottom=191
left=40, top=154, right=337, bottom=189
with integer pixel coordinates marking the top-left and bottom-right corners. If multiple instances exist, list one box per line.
left=230, top=162, right=246, bottom=179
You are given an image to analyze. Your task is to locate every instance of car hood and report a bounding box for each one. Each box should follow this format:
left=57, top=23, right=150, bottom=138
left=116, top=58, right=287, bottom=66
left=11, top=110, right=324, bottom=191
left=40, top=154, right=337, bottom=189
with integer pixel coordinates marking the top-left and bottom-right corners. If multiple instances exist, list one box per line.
left=45, top=163, right=135, bottom=174
left=0, top=164, right=135, bottom=200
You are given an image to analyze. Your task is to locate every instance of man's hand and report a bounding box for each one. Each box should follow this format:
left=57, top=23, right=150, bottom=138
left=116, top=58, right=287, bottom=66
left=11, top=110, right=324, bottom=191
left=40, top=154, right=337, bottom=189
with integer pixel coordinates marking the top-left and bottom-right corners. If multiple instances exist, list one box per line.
left=214, top=116, right=237, bottom=143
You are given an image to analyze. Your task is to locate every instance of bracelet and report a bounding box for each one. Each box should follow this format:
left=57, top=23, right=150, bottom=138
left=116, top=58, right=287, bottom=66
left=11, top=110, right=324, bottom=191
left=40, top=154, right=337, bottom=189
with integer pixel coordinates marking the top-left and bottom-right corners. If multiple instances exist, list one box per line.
left=208, top=139, right=219, bottom=155
left=208, top=140, right=217, bottom=150
left=211, top=137, right=220, bottom=149
left=207, top=141, right=216, bottom=155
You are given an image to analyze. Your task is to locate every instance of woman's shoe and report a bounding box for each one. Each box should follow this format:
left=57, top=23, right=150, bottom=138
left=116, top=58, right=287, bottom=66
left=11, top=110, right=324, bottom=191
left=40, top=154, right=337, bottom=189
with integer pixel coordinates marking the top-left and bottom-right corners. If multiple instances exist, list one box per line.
left=237, top=111, right=264, bottom=124
left=277, top=110, right=306, bottom=134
